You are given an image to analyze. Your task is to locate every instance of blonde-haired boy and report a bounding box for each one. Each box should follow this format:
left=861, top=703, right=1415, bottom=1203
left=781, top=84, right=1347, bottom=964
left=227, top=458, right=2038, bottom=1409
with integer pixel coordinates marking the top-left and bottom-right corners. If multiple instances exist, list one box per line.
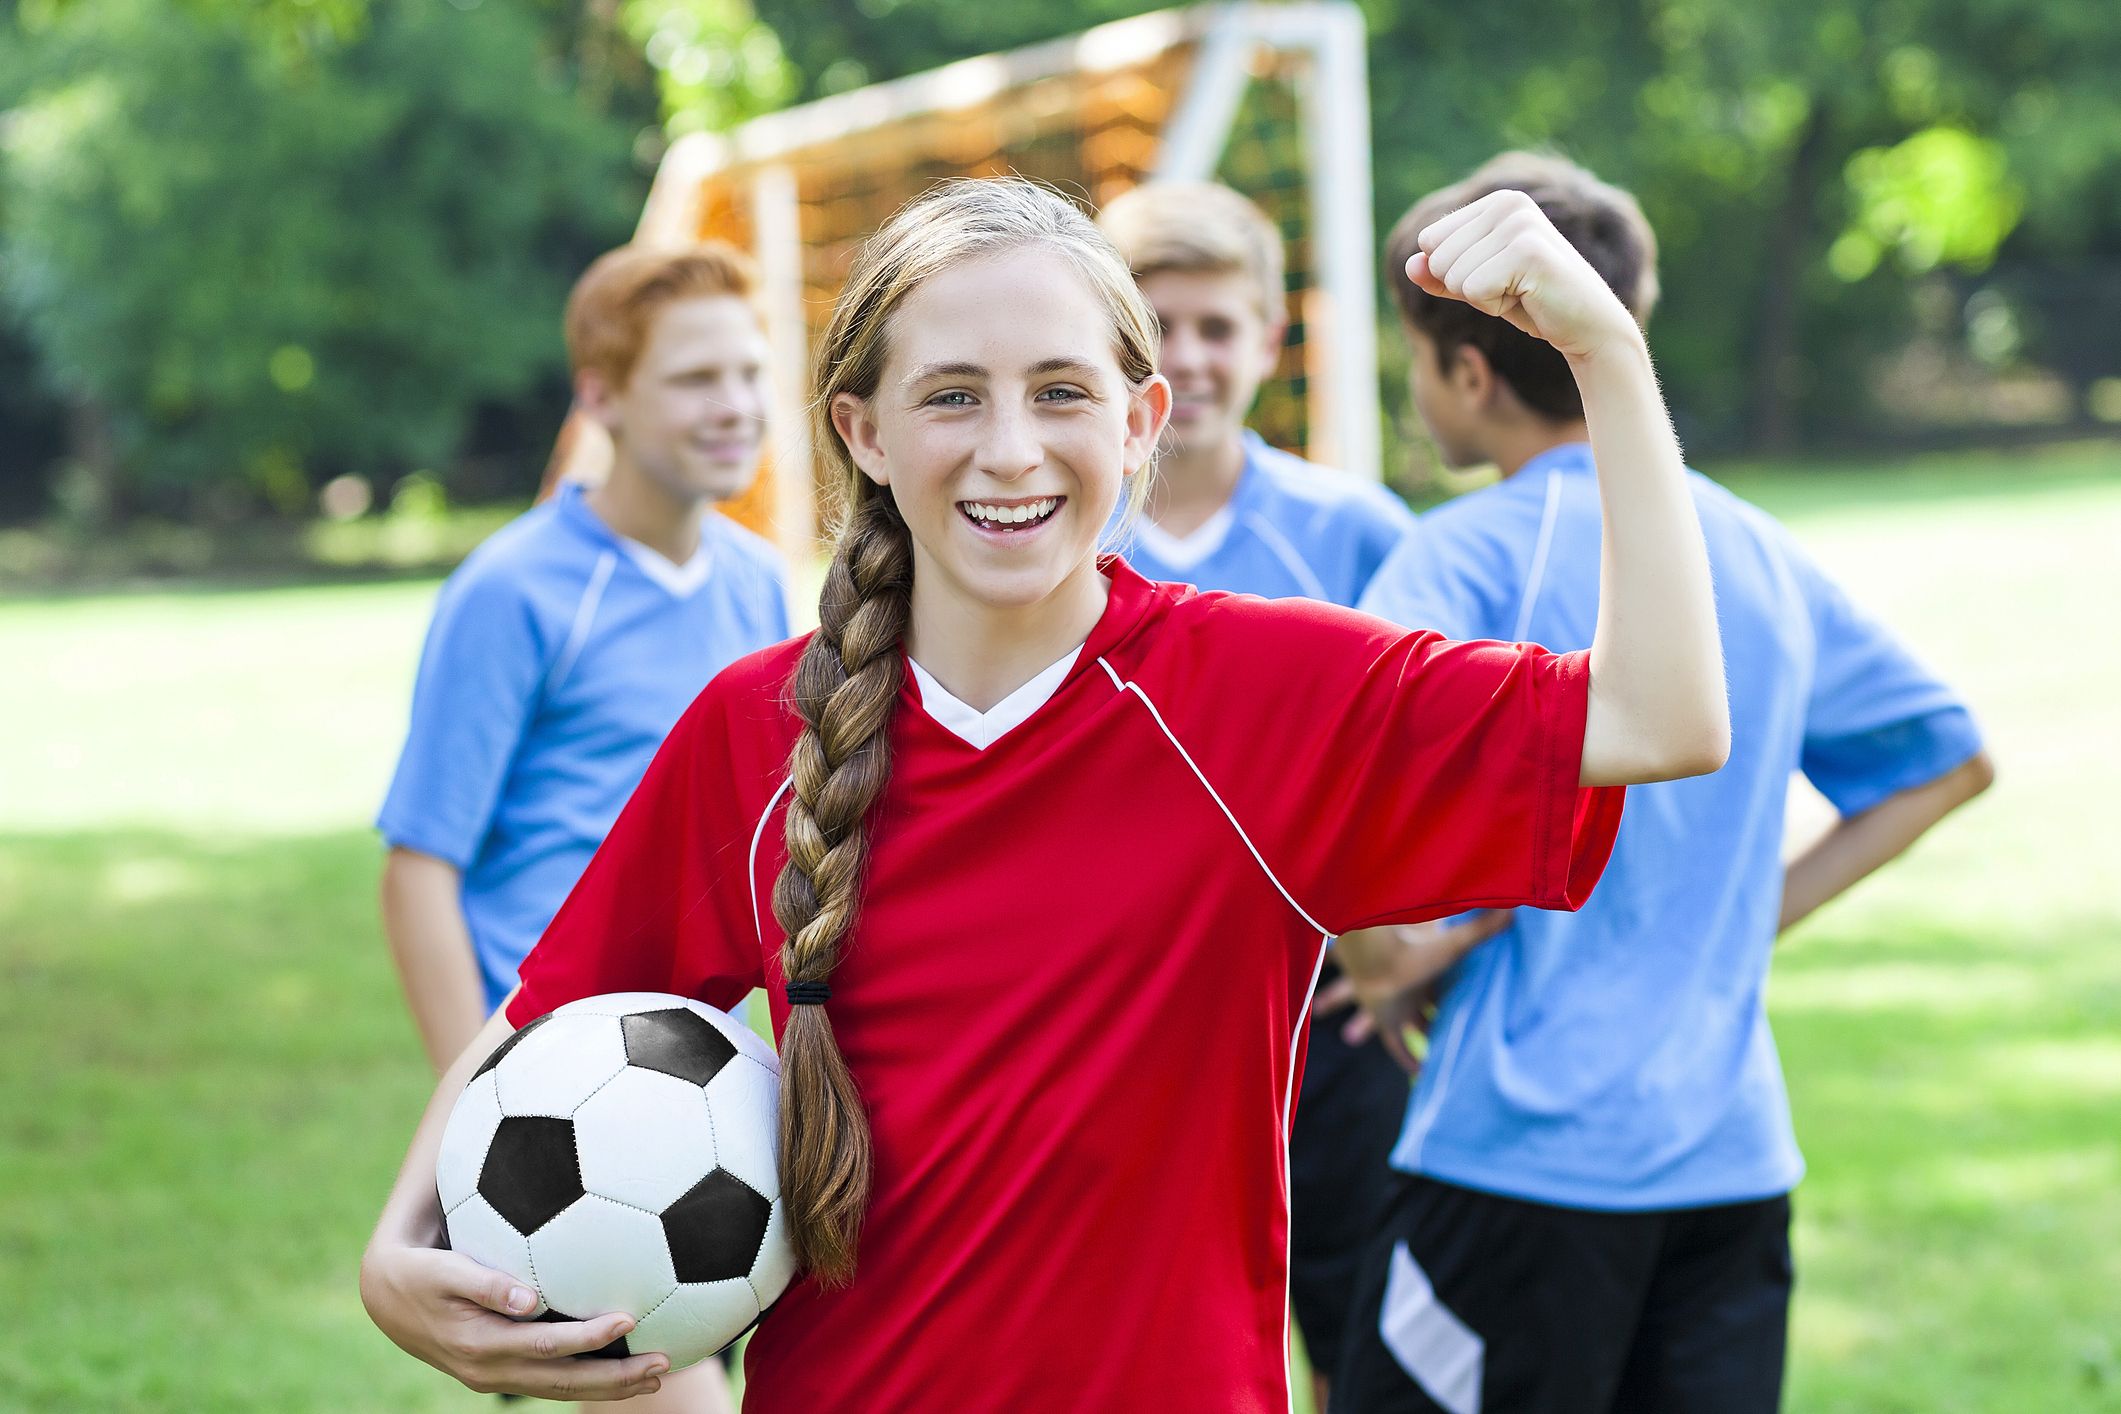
left=1098, top=181, right=1416, bottom=1399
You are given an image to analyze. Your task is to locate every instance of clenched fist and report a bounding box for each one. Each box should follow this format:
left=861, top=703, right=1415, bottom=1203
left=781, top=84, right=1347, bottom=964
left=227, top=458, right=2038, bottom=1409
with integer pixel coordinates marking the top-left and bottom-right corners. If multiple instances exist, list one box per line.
left=1406, top=190, right=1646, bottom=365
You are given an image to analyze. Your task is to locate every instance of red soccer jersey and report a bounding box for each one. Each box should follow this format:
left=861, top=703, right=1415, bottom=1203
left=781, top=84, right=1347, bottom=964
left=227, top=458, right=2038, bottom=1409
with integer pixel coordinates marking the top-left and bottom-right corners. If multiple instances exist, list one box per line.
left=509, top=560, right=1622, bottom=1412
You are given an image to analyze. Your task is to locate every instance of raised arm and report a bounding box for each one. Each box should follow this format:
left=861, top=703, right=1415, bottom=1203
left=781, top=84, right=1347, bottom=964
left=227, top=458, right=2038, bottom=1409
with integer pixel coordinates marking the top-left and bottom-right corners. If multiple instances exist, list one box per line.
left=1408, top=191, right=1729, bottom=785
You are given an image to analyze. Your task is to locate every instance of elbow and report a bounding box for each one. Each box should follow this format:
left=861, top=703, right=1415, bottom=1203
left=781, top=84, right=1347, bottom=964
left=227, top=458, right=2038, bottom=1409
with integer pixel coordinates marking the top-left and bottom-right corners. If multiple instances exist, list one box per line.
left=1666, top=695, right=1733, bottom=780
left=1955, top=749, right=1997, bottom=803
left=1669, top=727, right=1731, bottom=781
left=1642, top=706, right=1731, bottom=783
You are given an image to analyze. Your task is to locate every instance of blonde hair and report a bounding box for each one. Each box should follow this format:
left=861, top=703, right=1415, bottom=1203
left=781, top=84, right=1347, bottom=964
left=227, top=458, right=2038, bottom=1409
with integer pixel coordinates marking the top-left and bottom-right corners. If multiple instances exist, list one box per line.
left=563, top=242, right=760, bottom=388
left=771, top=178, right=1160, bottom=1285
left=1095, top=181, right=1287, bottom=325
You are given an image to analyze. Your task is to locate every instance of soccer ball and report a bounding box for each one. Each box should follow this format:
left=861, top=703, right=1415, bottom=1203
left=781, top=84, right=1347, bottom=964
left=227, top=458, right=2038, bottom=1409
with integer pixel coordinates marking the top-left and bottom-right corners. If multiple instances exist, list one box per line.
left=435, top=992, right=796, bottom=1369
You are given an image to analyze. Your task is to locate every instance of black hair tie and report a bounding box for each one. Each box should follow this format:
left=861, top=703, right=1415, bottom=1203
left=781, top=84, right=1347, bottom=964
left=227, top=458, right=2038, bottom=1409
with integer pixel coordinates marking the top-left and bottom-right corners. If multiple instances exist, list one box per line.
left=784, top=979, right=832, bottom=1007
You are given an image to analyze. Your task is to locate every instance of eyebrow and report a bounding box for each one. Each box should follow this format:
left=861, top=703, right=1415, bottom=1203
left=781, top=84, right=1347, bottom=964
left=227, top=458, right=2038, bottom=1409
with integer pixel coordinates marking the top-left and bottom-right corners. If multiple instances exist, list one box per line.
left=900, top=356, right=1106, bottom=387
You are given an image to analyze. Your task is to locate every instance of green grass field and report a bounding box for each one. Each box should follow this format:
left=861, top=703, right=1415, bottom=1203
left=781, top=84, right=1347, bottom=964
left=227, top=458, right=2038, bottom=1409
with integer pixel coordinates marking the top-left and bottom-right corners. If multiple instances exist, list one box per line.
left=3, top=444, right=2117, bottom=1411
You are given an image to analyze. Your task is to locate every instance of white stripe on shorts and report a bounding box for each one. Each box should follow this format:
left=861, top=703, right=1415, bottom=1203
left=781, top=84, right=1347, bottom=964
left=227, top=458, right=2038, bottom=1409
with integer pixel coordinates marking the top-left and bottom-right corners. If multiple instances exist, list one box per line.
left=1380, top=1240, right=1486, bottom=1414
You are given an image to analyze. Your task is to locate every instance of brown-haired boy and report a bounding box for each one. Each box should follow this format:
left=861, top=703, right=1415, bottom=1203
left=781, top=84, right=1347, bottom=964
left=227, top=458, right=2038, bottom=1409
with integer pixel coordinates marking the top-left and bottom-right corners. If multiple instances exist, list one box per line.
left=1332, top=152, right=1992, bottom=1413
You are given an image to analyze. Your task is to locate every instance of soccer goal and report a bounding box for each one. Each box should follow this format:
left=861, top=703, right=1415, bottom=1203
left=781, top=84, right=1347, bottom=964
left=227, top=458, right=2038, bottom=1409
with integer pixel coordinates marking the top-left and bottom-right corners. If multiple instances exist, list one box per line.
left=550, top=1, right=1378, bottom=548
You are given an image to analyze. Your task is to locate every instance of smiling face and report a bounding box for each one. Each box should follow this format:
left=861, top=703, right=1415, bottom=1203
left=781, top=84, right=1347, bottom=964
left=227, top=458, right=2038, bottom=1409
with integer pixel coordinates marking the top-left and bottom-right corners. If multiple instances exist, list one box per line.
left=831, top=246, right=1169, bottom=620
left=1136, top=268, right=1283, bottom=462
left=587, top=294, right=770, bottom=505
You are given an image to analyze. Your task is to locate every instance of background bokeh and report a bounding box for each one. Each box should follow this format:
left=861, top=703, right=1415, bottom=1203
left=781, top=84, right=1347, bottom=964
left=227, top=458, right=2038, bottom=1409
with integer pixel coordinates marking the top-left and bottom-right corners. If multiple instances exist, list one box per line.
left=2, top=2, right=2117, bottom=1410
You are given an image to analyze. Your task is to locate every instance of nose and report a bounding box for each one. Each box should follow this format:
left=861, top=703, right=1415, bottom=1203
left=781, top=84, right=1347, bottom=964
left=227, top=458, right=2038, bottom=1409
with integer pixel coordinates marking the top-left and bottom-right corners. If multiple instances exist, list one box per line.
left=709, top=375, right=765, bottom=427
left=1161, top=324, right=1207, bottom=379
left=974, top=399, right=1041, bottom=482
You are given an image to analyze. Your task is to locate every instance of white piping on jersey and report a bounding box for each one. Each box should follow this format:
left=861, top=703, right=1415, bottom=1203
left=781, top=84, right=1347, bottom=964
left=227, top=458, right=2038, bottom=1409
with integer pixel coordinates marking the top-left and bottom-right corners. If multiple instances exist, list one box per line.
left=545, top=550, right=618, bottom=697
left=1104, top=643, right=1335, bottom=1410
left=747, top=776, right=796, bottom=949
left=1282, top=933, right=1333, bottom=1408
left=1242, top=513, right=1331, bottom=601
left=1095, top=656, right=1336, bottom=937
left=1512, top=470, right=1566, bottom=643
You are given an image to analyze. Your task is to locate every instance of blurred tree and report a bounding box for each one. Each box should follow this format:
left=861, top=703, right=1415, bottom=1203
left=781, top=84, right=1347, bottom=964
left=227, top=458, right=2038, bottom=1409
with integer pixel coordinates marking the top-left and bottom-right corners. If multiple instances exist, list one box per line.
left=4, top=0, right=2117, bottom=527
left=1, top=0, right=644, bottom=521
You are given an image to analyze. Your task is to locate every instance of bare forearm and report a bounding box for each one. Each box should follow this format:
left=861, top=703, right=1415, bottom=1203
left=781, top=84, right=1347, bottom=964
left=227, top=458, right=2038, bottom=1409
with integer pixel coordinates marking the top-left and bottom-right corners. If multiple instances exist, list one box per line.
left=1577, top=340, right=1729, bottom=786
left=372, top=1002, right=519, bottom=1252
left=380, top=851, right=489, bottom=1073
left=1780, top=752, right=1995, bottom=933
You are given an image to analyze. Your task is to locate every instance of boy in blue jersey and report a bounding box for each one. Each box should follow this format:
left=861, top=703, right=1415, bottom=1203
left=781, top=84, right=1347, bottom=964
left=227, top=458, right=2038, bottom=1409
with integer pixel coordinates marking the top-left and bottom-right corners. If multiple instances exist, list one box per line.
left=377, top=241, right=789, bottom=1073
left=1096, top=181, right=1418, bottom=1405
left=1331, top=154, right=1995, bottom=1413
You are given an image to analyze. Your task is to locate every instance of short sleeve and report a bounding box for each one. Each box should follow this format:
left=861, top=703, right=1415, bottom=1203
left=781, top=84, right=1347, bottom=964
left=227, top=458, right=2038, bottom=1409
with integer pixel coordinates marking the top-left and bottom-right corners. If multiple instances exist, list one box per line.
left=1181, top=599, right=1624, bottom=936
left=1794, top=548, right=1983, bottom=816
left=506, top=680, right=769, bottom=1026
left=375, top=573, right=545, bottom=869
left=1357, top=522, right=1488, bottom=642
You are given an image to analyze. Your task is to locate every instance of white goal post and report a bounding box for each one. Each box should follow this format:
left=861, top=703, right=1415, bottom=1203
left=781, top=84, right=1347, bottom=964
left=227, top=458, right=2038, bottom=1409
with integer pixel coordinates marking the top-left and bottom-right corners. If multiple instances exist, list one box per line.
left=552, top=2, right=1379, bottom=549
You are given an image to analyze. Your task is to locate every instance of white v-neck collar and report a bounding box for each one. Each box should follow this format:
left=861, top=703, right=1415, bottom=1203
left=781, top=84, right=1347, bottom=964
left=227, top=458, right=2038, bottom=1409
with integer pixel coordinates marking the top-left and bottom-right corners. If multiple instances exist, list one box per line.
left=618, top=533, right=714, bottom=598
left=908, top=646, right=1082, bottom=750
left=1136, top=501, right=1237, bottom=571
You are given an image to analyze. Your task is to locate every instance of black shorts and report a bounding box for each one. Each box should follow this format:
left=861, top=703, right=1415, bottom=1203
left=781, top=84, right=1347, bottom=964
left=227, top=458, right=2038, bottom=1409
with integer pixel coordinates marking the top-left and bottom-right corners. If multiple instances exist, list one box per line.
left=1335, top=1175, right=1792, bottom=1414
left=1289, top=964, right=1413, bottom=1378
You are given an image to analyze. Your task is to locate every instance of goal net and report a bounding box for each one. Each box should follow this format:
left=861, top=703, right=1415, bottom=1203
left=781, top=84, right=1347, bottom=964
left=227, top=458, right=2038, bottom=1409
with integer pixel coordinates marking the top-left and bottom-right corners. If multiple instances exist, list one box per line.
left=549, top=2, right=1378, bottom=548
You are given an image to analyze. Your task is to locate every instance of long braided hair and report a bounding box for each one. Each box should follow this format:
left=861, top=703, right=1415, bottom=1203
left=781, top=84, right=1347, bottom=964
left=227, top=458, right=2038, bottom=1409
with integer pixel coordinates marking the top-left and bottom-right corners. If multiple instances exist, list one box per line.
left=771, top=178, right=1162, bottom=1284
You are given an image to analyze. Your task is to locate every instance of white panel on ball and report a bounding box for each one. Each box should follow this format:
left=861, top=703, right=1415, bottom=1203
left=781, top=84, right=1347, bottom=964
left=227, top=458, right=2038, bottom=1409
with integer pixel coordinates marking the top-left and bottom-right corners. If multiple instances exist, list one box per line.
left=715, top=1006, right=780, bottom=1071
left=574, top=1068, right=719, bottom=1212
left=527, top=1194, right=679, bottom=1320
left=444, top=1193, right=547, bottom=1318
left=495, top=1014, right=629, bottom=1117
left=630, top=1278, right=760, bottom=1369
left=703, top=1055, right=782, bottom=1201
left=552, top=991, right=697, bottom=1020
left=751, top=1199, right=797, bottom=1306
left=437, top=1069, right=504, bottom=1213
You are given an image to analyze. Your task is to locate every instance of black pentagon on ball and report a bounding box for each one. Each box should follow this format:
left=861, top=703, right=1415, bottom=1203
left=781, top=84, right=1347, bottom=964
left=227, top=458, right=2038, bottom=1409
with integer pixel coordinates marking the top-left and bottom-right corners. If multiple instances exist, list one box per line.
left=622, top=1007, right=737, bottom=1087
left=472, top=1012, right=552, bottom=1081
left=479, top=1116, right=583, bottom=1234
left=662, top=1168, right=771, bottom=1284
left=536, top=1308, right=630, bottom=1360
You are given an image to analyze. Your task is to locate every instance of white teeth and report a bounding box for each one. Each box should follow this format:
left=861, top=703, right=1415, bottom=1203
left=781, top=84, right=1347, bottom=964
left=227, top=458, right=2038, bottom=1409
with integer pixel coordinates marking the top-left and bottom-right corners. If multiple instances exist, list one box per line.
left=963, top=498, right=1057, bottom=526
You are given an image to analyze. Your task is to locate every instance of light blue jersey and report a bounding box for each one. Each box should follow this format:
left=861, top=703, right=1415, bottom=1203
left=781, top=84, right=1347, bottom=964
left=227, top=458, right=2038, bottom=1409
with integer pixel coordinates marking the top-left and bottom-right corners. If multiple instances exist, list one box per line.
left=378, top=483, right=790, bottom=1011
left=1359, top=443, right=1983, bottom=1210
left=1114, top=431, right=1414, bottom=606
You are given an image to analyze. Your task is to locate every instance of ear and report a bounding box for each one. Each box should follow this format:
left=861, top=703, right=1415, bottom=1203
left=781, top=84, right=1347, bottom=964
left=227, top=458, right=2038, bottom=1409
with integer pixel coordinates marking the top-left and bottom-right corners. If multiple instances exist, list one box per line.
left=1449, top=341, right=1497, bottom=407
left=830, top=391, right=889, bottom=487
left=1259, top=312, right=1289, bottom=370
left=1123, top=373, right=1172, bottom=477
left=574, top=368, right=621, bottom=433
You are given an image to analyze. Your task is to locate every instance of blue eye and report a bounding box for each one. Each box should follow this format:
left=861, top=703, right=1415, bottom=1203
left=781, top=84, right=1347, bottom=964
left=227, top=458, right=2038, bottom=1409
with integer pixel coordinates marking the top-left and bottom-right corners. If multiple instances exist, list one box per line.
left=928, top=390, right=974, bottom=407
left=1038, top=386, right=1087, bottom=402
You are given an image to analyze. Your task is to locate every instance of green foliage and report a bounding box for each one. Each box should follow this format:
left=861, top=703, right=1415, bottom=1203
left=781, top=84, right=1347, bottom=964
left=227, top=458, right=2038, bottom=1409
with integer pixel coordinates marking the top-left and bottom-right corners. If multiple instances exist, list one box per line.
left=624, top=0, right=798, bottom=136
left=0, top=0, right=640, bottom=514
left=1831, top=127, right=2023, bottom=281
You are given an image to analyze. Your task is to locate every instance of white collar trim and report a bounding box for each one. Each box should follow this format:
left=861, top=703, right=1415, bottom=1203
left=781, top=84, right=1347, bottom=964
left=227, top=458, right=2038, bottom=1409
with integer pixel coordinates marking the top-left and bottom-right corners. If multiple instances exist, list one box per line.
left=1136, top=502, right=1236, bottom=570
left=618, top=534, right=714, bottom=598
left=908, top=646, right=1082, bottom=750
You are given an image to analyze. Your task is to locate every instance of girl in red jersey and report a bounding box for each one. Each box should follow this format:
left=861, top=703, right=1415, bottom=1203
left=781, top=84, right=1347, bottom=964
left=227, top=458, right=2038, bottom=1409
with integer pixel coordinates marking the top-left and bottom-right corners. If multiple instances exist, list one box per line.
left=359, top=178, right=1729, bottom=1410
